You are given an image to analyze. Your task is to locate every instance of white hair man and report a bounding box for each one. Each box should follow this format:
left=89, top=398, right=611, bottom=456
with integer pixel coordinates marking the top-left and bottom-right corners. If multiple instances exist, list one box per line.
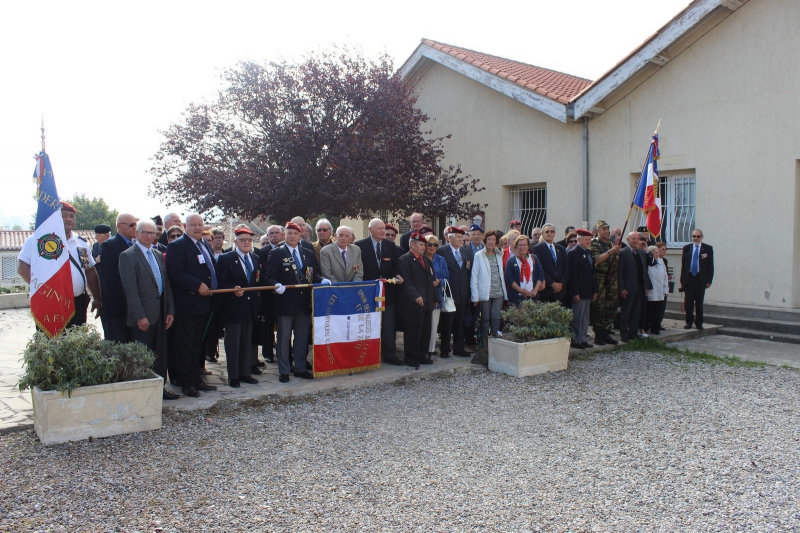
left=312, top=218, right=334, bottom=265
left=399, top=213, right=425, bottom=252
left=320, top=226, right=363, bottom=282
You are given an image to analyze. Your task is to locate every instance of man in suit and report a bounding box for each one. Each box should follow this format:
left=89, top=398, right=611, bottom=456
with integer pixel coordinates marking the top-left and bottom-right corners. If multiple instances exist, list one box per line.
left=254, top=225, right=283, bottom=364
left=158, top=212, right=182, bottom=248
left=384, top=224, right=398, bottom=243
left=567, top=229, right=598, bottom=349
left=617, top=232, right=653, bottom=342
left=92, top=224, right=111, bottom=262
left=289, top=216, right=315, bottom=253
left=681, top=229, right=714, bottom=330
left=266, top=221, right=330, bottom=383
left=320, top=226, right=364, bottom=282
left=399, top=213, right=425, bottom=252
left=312, top=218, right=334, bottom=265
left=166, top=213, right=219, bottom=397
left=436, top=226, right=474, bottom=358
left=533, top=223, right=568, bottom=304
left=119, top=219, right=179, bottom=400
left=97, top=212, right=138, bottom=343
left=355, top=218, right=405, bottom=366
left=397, top=232, right=439, bottom=368
left=217, top=227, right=262, bottom=388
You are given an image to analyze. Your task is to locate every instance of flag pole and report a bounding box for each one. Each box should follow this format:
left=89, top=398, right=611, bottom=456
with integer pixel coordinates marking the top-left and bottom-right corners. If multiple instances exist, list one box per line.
left=41, top=116, right=46, bottom=153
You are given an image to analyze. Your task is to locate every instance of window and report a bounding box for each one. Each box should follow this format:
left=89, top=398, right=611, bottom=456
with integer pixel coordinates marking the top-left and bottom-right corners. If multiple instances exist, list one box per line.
left=1, top=253, right=24, bottom=288
left=508, top=185, right=547, bottom=236
left=632, top=174, right=695, bottom=247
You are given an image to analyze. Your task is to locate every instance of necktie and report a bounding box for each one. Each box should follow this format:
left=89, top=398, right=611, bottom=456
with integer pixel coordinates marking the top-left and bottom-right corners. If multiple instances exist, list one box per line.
left=691, top=245, right=699, bottom=276
left=549, top=244, right=557, bottom=264
left=146, top=249, right=163, bottom=295
left=341, top=249, right=347, bottom=268
left=243, top=253, right=253, bottom=283
left=292, top=248, right=302, bottom=270
left=454, top=248, right=462, bottom=267
left=197, top=240, right=218, bottom=290
left=375, top=241, right=381, bottom=262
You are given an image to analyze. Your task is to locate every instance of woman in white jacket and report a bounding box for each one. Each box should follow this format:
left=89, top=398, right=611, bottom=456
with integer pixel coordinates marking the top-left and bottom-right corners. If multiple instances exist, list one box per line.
left=470, top=230, right=508, bottom=364
left=646, top=245, right=669, bottom=334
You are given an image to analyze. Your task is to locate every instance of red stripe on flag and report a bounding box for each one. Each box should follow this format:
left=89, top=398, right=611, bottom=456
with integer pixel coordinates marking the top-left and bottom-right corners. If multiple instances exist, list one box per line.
left=313, top=338, right=381, bottom=376
left=30, top=262, right=75, bottom=337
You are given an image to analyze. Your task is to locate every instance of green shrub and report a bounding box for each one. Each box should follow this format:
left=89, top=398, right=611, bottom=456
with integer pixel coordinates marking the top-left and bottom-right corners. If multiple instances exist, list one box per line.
left=0, top=285, right=28, bottom=294
left=18, top=324, right=156, bottom=396
left=501, top=300, right=573, bottom=342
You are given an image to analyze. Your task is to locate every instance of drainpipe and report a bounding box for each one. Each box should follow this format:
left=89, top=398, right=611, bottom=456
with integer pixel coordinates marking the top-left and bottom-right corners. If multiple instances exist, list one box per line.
left=582, top=116, right=589, bottom=228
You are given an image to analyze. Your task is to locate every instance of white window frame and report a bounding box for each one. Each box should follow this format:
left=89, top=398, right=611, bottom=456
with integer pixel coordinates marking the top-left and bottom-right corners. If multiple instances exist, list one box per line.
left=662, top=175, right=696, bottom=247
left=508, top=185, right=547, bottom=236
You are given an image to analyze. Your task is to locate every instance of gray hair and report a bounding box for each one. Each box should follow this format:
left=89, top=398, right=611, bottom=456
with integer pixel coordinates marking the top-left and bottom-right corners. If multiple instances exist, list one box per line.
left=136, top=219, right=155, bottom=231
left=336, top=226, right=353, bottom=237
left=210, top=227, right=224, bottom=237
left=315, top=218, right=332, bottom=231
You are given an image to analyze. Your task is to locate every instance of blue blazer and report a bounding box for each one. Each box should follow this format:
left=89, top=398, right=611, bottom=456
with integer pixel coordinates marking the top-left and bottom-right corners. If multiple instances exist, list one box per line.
left=97, top=233, right=131, bottom=319
left=216, top=250, right=261, bottom=324
left=505, top=254, right=545, bottom=306
left=166, top=234, right=220, bottom=316
left=266, top=244, right=322, bottom=316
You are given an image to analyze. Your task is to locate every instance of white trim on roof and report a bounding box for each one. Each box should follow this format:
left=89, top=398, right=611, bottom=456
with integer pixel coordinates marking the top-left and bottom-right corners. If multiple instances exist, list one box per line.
left=400, top=44, right=568, bottom=123
left=572, top=0, right=735, bottom=120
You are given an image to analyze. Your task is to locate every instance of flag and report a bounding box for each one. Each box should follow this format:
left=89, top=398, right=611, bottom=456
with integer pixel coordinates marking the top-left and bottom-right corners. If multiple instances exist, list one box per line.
left=28, top=152, right=75, bottom=336
left=312, top=281, right=382, bottom=377
left=632, top=134, right=662, bottom=238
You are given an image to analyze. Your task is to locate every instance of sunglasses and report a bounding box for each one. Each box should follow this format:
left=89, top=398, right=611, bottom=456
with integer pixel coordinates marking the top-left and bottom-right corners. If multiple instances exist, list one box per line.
left=317, top=228, right=331, bottom=232
left=122, top=222, right=136, bottom=228
left=426, top=243, right=439, bottom=248
left=168, top=233, right=182, bottom=239
left=691, top=235, right=702, bottom=239
left=568, top=239, right=578, bottom=244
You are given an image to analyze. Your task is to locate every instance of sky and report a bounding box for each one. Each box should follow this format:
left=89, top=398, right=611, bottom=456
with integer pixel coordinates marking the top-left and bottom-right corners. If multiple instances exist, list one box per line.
left=0, top=0, right=691, bottom=228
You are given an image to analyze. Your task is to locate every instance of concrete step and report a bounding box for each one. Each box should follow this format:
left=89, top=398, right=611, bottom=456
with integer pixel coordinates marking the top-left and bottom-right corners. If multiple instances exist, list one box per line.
left=665, top=300, right=800, bottom=322
left=663, top=310, right=800, bottom=336
left=717, top=327, right=800, bottom=345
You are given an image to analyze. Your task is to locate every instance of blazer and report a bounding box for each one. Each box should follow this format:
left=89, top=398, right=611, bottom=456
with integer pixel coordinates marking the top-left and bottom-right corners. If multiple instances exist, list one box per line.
left=680, top=242, right=714, bottom=287
left=567, top=246, right=599, bottom=299
left=355, top=237, right=401, bottom=305
left=532, top=241, right=569, bottom=301
left=505, top=254, right=545, bottom=306
left=470, top=249, right=508, bottom=302
left=617, top=245, right=654, bottom=297
left=399, top=230, right=412, bottom=253
left=254, top=245, right=277, bottom=315
left=396, top=252, right=439, bottom=313
left=166, top=234, right=219, bottom=316
left=319, top=243, right=363, bottom=282
left=266, top=243, right=322, bottom=316
left=216, top=250, right=261, bottom=323
left=98, top=233, right=132, bottom=319
left=119, top=244, right=175, bottom=327
left=436, top=244, right=474, bottom=305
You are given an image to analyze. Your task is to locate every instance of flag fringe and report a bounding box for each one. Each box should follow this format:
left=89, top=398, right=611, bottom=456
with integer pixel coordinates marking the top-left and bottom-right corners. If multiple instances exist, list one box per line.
left=313, top=364, right=381, bottom=378
left=30, top=308, right=75, bottom=338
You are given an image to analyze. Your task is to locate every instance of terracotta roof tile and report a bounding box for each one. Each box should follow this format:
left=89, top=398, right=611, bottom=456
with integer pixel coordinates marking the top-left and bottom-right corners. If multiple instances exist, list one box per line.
left=0, top=230, right=97, bottom=251
left=422, top=39, right=592, bottom=102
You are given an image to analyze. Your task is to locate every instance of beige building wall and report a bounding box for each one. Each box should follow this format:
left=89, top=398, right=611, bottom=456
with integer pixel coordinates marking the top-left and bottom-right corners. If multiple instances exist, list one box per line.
left=587, top=0, right=800, bottom=308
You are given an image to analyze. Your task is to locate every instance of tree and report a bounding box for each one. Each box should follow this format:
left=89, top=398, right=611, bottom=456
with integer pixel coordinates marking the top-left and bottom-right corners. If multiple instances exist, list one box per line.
left=63, top=194, right=119, bottom=231
left=150, top=48, right=485, bottom=222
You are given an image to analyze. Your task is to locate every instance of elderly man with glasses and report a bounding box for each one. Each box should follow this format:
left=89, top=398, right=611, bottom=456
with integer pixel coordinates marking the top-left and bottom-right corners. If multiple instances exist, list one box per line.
left=680, top=229, right=714, bottom=331
left=97, top=212, right=138, bottom=343
left=312, top=218, right=334, bottom=265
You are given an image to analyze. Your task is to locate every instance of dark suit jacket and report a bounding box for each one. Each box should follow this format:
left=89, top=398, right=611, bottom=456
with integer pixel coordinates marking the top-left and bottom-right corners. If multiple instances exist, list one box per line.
left=98, top=234, right=131, bottom=319
left=166, top=234, right=219, bottom=316
left=533, top=242, right=569, bottom=300
left=680, top=242, right=714, bottom=287
left=119, top=244, right=175, bottom=327
left=618, top=246, right=654, bottom=296
left=504, top=254, right=546, bottom=306
left=436, top=244, right=474, bottom=305
left=399, top=231, right=412, bottom=253
left=555, top=238, right=568, bottom=249
left=92, top=241, right=101, bottom=261
left=567, top=246, right=599, bottom=299
left=255, top=245, right=277, bottom=315
left=266, top=244, right=322, bottom=316
left=396, top=252, right=439, bottom=313
left=355, top=237, right=401, bottom=305
left=216, top=250, right=261, bottom=324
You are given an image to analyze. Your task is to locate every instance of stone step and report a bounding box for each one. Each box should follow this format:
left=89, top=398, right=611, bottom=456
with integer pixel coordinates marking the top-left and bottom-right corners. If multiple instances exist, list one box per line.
left=665, top=300, right=800, bottom=323
left=663, top=310, right=800, bottom=336
left=716, top=327, right=800, bottom=345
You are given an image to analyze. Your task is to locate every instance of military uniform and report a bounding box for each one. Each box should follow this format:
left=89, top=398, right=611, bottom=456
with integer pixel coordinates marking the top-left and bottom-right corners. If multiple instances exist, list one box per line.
left=589, top=220, right=620, bottom=346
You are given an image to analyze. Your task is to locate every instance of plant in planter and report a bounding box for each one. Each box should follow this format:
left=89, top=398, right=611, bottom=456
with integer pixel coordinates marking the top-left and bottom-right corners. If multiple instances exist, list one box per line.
left=488, top=301, right=573, bottom=377
left=18, top=325, right=164, bottom=445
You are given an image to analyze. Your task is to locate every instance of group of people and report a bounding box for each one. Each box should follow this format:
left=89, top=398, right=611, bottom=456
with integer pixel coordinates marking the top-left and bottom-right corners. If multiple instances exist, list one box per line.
left=17, top=204, right=713, bottom=399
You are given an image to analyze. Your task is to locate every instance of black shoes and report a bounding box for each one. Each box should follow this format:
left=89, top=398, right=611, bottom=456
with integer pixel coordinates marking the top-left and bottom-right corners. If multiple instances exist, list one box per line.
left=294, top=371, right=314, bottom=380
left=581, top=342, right=594, bottom=349
left=196, top=382, right=217, bottom=392
left=228, top=379, right=240, bottom=388
left=383, top=356, right=405, bottom=366
left=199, top=368, right=212, bottom=375
left=453, top=351, right=472, bottom=357
left=279, top=374, right=290, bottom=383
left=257, top=361, right=265, bottom=367
left=684, top=324, right=692, bottom=329
left=163, top=389, right=180, bottom=400
left=697, top=325, right=704, bottom=331
left=251, top=366, right=263, bottom=375
left=241, top=376, right=259, bottom=384
left=602, top=332, right=619, bottom=345
left=405, top=361, right=419, bottom=369
left=181, top=386, right=199, bottom=397
left=264, top=356, right=275, bottom=364
left=594, top=336, right=606, bottom=346
left=419, top=357, right=433, bottom=365
left=439, top=353, right=451, bottom=359
left=570, top=341, right=584, bottom=349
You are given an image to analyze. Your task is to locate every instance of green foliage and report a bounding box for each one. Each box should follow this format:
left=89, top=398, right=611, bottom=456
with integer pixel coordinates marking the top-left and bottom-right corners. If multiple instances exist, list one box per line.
left=501, top=300, right=573, bottom=342
left=0, top=285, right=27, bottom=294
left=18, top=324, right=156, bottom=396
left=62, top=194, right=119, bottom=231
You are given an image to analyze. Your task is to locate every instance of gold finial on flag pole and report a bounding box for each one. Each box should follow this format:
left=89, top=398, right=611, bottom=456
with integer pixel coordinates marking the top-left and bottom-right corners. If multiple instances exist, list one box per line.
left=654, top=118, right=661, bottom=135
left=41, top=116, right=46, bottom=153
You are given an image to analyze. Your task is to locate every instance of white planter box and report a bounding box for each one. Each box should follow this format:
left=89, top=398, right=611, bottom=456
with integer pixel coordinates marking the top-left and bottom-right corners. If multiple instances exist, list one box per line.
left=488, top=336, right=571, bottom=377
left=0, top=292, right=29, bottom=309
left=31, top=374, right=163, bottom=445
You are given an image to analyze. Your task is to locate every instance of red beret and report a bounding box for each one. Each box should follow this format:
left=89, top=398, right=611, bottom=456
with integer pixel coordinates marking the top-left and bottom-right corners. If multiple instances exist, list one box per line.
left=384, top=224, right=398, bottom=233
left=285, top=222, right=302, bottom=232
left=576, top=228, right=593, bottom=237
left=408, top=232, right=426, bottom=243
left=448, top=226, right=465, bottom=235
left=60, top=201, right=77, bottom=214
left=510, top=219, right=521, bottom=226
left=419, top=225, right=434, bottom=234
left=235, top=227, right=255, bottom=236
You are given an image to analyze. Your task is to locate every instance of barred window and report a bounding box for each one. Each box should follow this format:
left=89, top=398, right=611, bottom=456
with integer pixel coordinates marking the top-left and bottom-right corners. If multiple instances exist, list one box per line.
left=1, top=253, right=24, bottom=288
left=508, top=185, right=547, bottom=236
left=632, top=174, right=695, bottom=247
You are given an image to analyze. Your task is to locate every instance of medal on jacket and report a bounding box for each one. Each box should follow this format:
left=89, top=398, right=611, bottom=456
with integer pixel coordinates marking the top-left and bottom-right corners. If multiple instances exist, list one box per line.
left=78, top=247, right=89, bottom=269
left=306, top=266, right=314, bottom=283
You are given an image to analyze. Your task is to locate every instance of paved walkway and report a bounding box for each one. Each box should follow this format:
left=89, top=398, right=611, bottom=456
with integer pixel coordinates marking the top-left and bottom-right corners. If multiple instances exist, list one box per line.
left=671, top=334, right=800, bottom=368
left=0, top=307, right=723, bottom=432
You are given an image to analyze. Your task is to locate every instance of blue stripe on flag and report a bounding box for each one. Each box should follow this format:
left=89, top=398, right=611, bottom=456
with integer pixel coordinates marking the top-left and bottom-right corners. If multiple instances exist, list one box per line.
left=34, top=152, right=61, bottom=228
left=313, top=281, right=379, bottom=318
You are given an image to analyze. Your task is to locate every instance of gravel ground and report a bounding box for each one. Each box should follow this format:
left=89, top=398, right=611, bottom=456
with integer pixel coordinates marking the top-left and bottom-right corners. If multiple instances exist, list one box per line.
left=2, top=350, right=800, bottom=533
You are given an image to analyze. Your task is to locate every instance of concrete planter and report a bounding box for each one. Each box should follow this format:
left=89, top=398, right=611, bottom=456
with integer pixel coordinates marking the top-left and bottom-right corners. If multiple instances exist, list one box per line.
left=0, top=292, right=29, bottom=309
left=31, top=374, right=163, bottom=445
left=488, top=336, right=571, bottom=377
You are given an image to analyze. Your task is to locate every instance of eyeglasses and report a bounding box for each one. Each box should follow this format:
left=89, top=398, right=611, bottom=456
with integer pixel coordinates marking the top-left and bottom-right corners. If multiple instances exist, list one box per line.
left=691, top=235, right=702, bottom=239
left=120, top=222, right=136, bottom=228
left=568, top=239, right=577, bottom=244
left=426, top=243, right=439, bottom=248
left=138, top=231, right=156, bottom=237
left=237, top=238, right=253, bottom=243
left=168, top=233, right=182, bottom=240
left=317, top=227, right=331, bottom=232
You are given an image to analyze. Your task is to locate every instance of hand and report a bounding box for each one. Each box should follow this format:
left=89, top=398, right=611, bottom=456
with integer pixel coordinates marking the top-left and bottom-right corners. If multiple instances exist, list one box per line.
left=472, top=301, right=478, bottom=307
left=137, top=318, right=150, bottom=332
left=551, top=282, right=562, bottom=293
left=706, top=283, right=711, bottom=289
left=610, top=245, right=621, bottom=255
left=321, top=278, right=332, bottom=286
left=274, top=283, right=286, bottom=295
left=198, top=282, right=210, bottom=296
left=90, top=299, right=102, bottom=319
left=165, top=315, right=174, bottom=330
left=645, top=290, right=650, bottom=296
left=415, top=296, right=424, bottom=306
left=234, top=286, right=244, bottom=297
left=432, top=279, right=440, bottom=287
left=592, top=293, right=598, bottom=302
left=531, top=288, right=538, bottom=297
left=620, top=289, right=628, bottom=298
left=572, top=295, right=580, bottom=303
left=395, top=275, right=404, bottom=285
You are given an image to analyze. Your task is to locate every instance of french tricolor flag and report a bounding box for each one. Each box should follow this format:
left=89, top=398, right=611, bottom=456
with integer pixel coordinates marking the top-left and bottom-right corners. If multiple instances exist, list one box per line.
left=633, top=134, right=662, bottom=238
left=312, top=281, right=383, bottom=377
left=29, top=152, right=74, bottom=336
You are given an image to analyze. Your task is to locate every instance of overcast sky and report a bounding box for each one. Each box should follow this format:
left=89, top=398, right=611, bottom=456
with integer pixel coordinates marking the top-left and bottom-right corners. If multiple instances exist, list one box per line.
left=0, top=0, right=690, bottom=228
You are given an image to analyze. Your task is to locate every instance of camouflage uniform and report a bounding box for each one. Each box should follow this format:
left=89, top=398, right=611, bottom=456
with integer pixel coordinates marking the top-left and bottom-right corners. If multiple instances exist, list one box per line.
left=590, top=236, right=619, bottom=333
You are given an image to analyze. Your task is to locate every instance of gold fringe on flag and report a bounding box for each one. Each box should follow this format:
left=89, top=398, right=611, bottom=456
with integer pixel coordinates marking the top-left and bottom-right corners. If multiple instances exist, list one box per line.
left=313, top=364, right=381, bottom=378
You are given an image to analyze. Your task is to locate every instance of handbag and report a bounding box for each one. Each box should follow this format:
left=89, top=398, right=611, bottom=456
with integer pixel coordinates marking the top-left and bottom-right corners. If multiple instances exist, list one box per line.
left=440, top=279, right=456, bottom=313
